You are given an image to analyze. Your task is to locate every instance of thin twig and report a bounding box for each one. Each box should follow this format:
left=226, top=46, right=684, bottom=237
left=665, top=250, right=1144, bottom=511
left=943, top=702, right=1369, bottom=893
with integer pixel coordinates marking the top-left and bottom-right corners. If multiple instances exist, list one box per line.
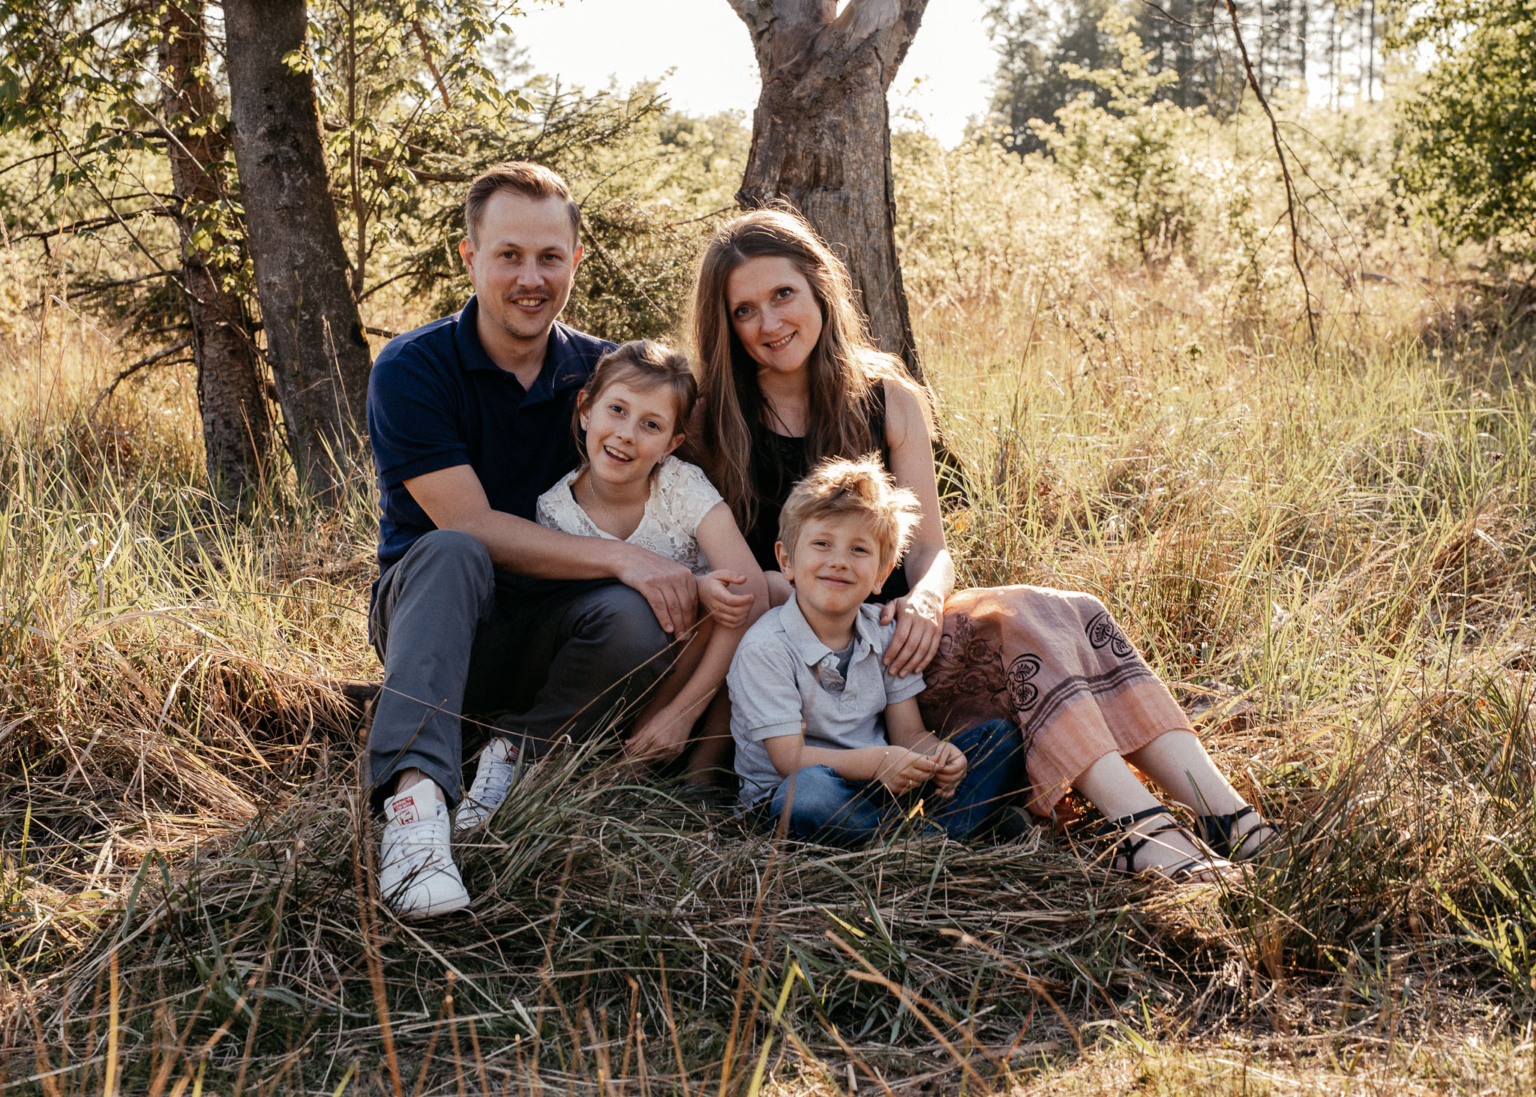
left=12, top=210, right=178, bottom=243
left=94, top=339, right=193, bottom=405
left=1222, top=0, right=1319, bottom=358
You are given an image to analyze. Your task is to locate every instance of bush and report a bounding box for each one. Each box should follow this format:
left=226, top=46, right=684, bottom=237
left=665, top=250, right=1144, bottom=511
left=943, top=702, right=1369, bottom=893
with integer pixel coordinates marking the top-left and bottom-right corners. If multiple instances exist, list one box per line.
left=1392, top=0, right=1536, bottom=263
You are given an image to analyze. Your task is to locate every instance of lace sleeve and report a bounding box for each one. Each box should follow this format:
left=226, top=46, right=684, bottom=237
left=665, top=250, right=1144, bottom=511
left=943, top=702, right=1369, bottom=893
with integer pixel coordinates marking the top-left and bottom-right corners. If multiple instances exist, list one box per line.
left=661, top=458, right=726, bottom=536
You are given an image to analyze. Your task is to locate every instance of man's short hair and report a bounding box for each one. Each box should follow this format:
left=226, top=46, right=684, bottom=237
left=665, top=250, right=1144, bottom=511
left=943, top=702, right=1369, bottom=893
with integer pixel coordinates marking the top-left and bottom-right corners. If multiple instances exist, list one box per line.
left=464, top=161, right=581, bottom=244
left=779, top=457, right=921, bottom=572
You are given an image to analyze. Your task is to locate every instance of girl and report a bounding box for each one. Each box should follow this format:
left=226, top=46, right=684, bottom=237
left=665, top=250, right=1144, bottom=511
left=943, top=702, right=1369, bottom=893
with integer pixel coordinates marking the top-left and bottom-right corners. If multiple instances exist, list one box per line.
left=537, top=339, right=767, bottom=778
left=687, top=209, right=1279, bottom=879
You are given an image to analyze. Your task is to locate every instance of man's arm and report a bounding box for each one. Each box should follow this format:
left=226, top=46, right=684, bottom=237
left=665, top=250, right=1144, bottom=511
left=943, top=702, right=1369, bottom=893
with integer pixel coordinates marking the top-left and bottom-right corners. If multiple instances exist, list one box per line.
left=405, top=463, right=697, bottom=633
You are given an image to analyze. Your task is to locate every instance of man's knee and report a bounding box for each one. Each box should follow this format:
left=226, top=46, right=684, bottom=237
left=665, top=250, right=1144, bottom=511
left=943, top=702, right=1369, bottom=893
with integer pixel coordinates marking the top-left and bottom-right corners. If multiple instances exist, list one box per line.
left=374, top=530, right=495, bottom=659
left=573, top=584, right=669, bottom=670
left=405, top=529, right=494, bottom=584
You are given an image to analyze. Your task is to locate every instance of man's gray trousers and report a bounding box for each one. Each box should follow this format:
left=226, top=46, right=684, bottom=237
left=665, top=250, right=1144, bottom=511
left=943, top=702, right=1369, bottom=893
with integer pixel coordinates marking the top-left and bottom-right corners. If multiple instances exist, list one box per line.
left=366, top=529, right=670, bottom=811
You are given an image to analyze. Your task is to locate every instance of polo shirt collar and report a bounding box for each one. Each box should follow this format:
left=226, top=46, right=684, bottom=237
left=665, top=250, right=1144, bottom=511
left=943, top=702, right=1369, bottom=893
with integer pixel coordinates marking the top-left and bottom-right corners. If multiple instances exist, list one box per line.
left=453, top=296, right=591, bottom=402
left=781, top=593, right=879, bottom=668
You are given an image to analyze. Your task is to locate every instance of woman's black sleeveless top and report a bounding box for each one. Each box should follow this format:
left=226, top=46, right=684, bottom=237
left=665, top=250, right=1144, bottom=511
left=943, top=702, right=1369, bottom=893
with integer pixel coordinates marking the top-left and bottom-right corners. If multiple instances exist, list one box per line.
left=744, top=381, right=912, bottom=604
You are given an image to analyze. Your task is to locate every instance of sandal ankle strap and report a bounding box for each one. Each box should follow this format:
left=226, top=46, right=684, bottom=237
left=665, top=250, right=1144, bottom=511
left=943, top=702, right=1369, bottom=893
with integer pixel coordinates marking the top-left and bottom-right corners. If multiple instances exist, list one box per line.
left=1100, top=804, right=1174, bottom=834
left=1196, top=805, right=1265, bottom=859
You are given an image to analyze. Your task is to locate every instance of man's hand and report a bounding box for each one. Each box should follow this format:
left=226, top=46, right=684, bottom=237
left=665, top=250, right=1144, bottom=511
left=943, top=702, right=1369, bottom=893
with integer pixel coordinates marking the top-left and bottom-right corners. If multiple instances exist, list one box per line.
left=698, top=570, right=755, bottom=630
left=880, top=587, right=944, bottom=677
left=875, top=748, right=939, bottom=796
left=623, top=707, right=692, bottom=766
left=929, top=742, right=968, bottom=799
left=616, top=545, right=699, bottom=635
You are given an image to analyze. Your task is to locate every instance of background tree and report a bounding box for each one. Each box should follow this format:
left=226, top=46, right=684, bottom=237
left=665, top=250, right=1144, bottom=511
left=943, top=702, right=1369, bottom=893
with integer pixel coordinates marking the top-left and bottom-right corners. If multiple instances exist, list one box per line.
left=159, top=1, right=270, bottom=497
left=984, top=0, right=1117, bottom=154
left=985, top=0, right=1389, bottom=152
left=727, top=0, right=929, bottom=379
left=1, top=1, right=715, bottom=500
left=0, top=0, right=273, bottom=501
left=225, top=0, right=372, bottom=501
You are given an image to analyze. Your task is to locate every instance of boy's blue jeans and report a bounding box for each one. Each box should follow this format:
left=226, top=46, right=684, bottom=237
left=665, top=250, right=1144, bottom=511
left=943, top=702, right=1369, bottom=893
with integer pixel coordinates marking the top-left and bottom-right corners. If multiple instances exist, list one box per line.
left=764, top=719, right=1025, bottom=846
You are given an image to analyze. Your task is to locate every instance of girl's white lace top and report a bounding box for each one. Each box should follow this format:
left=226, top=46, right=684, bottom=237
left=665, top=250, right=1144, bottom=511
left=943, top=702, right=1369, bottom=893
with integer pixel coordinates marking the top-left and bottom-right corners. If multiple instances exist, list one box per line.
left=535, top=456, right=724, bottom=576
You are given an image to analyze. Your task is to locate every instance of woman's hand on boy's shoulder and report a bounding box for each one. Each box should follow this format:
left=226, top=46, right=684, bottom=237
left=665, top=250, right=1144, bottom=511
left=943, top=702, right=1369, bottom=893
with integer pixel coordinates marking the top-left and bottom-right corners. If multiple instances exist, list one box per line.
left=880, top=587, right=944, bottom=677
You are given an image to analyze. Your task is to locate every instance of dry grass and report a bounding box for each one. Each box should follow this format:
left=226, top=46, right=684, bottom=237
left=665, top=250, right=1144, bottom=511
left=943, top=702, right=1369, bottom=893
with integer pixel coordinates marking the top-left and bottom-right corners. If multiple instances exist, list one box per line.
left=1, top=242, right=1534, bottom=1094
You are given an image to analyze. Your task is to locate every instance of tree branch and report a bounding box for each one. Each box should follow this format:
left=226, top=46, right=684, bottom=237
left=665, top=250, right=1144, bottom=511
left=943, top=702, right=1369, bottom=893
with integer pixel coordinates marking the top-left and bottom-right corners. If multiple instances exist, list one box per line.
left=409, top=20, right=455, bottom=112
left=12, top=209, right=177, bottom=243
left=64, top=269, right=181, bottom=301
left=1222, top=0, right=1318, bottom=353
left=723, top=0, right=765, bottom=30
left=95, top=338, right=194, bottom=407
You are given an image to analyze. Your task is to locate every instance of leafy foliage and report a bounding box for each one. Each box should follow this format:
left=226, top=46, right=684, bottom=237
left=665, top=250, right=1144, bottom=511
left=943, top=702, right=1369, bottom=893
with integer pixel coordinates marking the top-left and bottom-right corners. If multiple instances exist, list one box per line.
left=902, top=10, right=1409, bottom=306
left=1391, top=0, right=1536, bottom=261
left=1029, top=10, right=1191, bottom=264
left=0, top=1, right=736, bottom=356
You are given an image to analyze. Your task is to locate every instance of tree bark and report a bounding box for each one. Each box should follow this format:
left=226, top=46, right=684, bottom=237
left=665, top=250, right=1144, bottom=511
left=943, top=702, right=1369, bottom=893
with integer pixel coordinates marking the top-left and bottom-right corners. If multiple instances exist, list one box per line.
left=224, top=0, right=372, bottom=500
left=728, top=0, right=928, bottom=379
left=159, top=0, right=270, bottom=503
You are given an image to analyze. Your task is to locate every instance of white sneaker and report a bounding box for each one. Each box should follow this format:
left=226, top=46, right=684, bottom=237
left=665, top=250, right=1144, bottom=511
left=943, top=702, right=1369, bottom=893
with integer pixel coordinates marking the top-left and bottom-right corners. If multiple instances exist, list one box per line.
left=454, top=737, right=522, bottom=833
left=379, top=787, right=470, bottom=918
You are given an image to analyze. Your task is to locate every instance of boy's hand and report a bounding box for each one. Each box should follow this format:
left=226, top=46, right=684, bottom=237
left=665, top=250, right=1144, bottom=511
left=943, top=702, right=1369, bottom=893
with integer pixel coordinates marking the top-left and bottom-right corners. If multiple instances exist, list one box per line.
left=929, top=742, right=968, bottom=799
left=623, top=708, right=691, bottom=766
left=699, top=570, right=755, bottom=630
left=876, top=748, right=939, bottom=795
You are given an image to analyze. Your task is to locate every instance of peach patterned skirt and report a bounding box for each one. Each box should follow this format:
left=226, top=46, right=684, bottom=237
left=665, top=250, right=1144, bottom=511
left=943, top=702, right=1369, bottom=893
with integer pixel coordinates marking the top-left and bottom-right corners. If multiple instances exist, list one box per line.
left=916, top=586, right=1194, bottom=818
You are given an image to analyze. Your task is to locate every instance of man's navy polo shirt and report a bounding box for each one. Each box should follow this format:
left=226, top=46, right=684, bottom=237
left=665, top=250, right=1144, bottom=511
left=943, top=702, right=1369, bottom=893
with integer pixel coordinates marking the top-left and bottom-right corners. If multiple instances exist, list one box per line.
left=367, top=295, right=614, bottom=571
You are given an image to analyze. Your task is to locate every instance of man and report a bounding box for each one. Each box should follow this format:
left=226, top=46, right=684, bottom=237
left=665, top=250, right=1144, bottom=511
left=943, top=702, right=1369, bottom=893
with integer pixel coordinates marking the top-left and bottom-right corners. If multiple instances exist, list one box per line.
left=366, top=162, right=697, bottom=917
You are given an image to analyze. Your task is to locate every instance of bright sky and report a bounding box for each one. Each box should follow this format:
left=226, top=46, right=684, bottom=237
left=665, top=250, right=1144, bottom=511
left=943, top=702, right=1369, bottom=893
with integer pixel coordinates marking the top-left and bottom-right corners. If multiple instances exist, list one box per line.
left=512, top=0, right=997, bottom=146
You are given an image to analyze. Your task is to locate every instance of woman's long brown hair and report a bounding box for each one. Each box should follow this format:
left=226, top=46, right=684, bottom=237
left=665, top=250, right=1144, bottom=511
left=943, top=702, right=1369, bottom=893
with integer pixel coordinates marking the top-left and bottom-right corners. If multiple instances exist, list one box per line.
left=689, top=208, right=916, bottom=534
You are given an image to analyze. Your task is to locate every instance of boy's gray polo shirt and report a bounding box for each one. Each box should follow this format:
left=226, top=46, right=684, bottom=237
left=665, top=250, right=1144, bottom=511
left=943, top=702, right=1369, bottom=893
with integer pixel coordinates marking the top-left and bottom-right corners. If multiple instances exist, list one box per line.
left=728, top=595, right=925, bottom=808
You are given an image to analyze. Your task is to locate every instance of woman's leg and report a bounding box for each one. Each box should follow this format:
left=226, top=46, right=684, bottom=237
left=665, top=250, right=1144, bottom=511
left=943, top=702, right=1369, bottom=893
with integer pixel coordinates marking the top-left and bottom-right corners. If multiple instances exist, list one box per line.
left=1124, top=731, right=1244, bottom=814
left=1124, top=730, right=1274, bottom=853
left=1074, top=751, right=1223, bottom=878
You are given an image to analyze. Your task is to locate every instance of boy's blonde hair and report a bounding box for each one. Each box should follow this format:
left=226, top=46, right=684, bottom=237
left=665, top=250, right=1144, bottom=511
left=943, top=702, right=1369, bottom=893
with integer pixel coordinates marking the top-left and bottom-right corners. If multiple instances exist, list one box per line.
left=778, top=456, right=921, bottom=572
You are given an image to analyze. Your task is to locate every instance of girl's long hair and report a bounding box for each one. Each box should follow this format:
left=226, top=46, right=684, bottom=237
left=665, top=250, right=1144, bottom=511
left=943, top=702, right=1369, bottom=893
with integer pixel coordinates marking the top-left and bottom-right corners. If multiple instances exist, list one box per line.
left=689, top=208, right=917, bottom=533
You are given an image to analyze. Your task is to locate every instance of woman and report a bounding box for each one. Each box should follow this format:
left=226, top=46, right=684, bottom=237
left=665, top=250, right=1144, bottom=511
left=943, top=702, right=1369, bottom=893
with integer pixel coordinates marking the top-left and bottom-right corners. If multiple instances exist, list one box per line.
left=688, top=208, right=1277, bottom=879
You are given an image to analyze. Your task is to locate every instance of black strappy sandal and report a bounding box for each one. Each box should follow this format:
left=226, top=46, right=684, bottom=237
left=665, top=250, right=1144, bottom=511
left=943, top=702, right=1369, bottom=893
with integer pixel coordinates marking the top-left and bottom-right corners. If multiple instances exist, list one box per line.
left=1195, top=805, right=1280, bottom=861
left=1102, top=805, right=1229, bottom=881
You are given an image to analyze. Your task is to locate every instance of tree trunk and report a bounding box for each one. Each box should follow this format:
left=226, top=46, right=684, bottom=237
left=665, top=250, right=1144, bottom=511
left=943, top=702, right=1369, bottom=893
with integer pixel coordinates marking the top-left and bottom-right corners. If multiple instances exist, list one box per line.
left=728, top=0, right=928, bottom=380
left=224, top=0, right=372, bottom=500
left=159, top=0, right=270, bottom=503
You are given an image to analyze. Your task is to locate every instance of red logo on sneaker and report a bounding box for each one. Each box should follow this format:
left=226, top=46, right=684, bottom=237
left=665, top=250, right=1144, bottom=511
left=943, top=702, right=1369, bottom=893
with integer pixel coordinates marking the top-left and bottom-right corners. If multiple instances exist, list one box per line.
left=390, top=794, right=421, bottom=826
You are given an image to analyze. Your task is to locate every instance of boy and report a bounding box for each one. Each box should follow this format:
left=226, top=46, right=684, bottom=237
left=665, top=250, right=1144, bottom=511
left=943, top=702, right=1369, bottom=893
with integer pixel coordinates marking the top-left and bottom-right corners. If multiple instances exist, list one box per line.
left=727, top=458, right=1024, bottom=845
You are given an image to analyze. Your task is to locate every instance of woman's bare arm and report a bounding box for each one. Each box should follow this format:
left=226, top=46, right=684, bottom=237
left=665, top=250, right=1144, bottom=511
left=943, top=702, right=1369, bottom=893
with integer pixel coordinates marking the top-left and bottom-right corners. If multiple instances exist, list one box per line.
left=879, top=381, right=956, bottom=674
